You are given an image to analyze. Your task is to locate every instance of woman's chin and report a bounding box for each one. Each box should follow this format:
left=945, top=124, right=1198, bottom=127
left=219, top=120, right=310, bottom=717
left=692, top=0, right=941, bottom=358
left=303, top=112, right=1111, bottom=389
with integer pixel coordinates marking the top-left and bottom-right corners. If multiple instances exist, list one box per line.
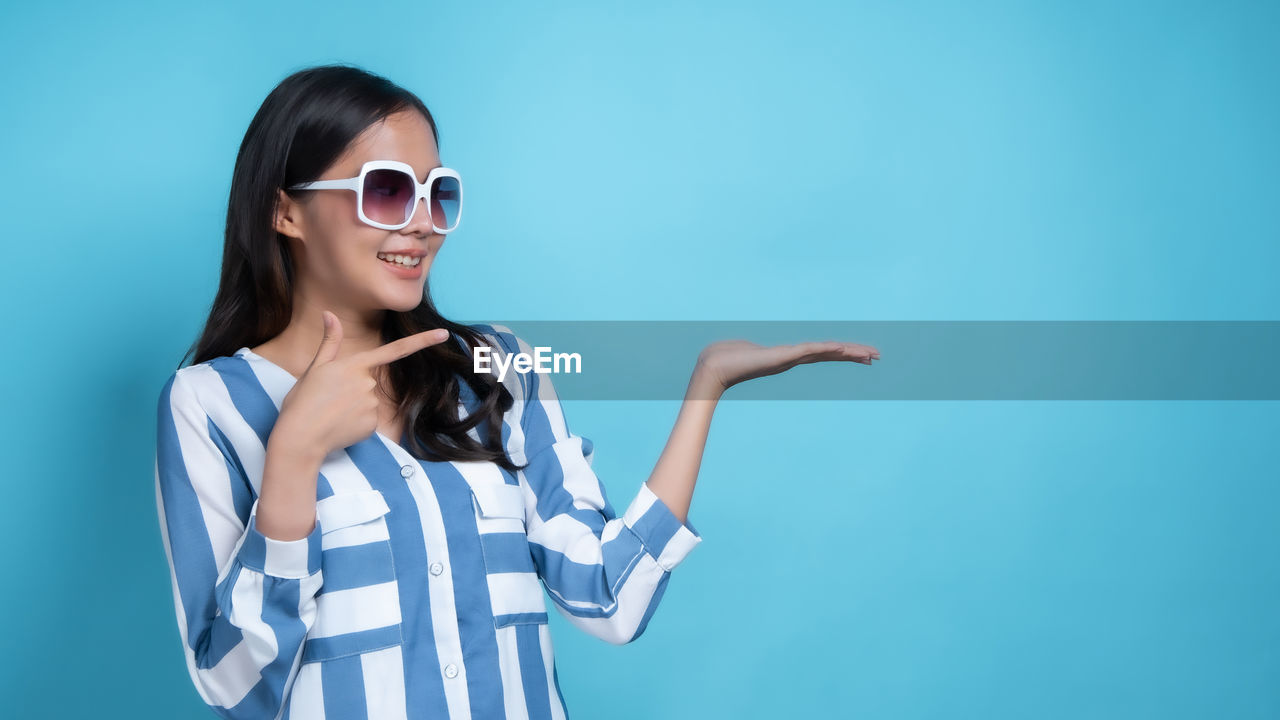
left=381, top=288, right=426, bottom=313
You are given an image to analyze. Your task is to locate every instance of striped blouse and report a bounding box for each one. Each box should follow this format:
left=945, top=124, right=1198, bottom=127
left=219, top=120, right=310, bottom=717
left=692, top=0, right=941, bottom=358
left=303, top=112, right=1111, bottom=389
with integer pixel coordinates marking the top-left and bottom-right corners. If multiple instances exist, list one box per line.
left=153, top=323, right=703, bottom=719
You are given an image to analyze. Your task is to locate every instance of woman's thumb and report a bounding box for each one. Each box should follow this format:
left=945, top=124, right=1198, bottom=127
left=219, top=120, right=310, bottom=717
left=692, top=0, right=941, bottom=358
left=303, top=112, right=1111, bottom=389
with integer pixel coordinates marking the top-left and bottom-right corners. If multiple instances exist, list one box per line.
left=312, top=311, right=343, bottom=365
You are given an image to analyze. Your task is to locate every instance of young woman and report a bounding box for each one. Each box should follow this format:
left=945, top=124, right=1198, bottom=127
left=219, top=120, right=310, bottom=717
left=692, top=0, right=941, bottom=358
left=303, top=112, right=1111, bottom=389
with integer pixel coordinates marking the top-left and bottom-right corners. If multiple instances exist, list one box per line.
left=154, top=63, right=880, bottom=720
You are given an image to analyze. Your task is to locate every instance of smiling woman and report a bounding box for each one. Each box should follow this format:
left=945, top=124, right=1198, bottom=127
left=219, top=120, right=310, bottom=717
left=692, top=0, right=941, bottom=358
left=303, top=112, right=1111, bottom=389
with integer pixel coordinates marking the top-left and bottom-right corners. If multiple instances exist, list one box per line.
left=153, top=62, right=878, bottom=720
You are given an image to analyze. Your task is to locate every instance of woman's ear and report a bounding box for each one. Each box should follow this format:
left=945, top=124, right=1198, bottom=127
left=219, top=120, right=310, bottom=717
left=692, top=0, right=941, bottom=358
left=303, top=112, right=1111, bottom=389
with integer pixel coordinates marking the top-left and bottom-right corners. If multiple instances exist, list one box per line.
left=274, top=188, right=305, bottom=240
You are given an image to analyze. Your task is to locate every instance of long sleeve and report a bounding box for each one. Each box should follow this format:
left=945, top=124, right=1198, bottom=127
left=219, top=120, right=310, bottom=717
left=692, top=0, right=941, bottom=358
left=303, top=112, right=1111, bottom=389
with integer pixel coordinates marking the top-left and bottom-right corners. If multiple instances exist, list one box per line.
left=154, top=368, right=324, bottom=719
left=497, top=329, right=703, bottom=646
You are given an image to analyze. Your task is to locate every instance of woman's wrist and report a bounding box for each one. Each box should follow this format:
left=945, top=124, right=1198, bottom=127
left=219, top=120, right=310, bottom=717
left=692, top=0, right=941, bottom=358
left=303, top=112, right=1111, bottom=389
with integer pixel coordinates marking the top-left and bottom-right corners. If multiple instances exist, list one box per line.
left=267, top=415, right=327, bottom=467
left=687, top=362, right=726, bottom=402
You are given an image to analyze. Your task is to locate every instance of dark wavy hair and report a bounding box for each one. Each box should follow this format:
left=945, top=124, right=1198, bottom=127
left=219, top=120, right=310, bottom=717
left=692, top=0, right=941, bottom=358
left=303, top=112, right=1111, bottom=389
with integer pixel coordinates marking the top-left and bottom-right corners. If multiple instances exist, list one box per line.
left=180, top=63, right=523, bottom=473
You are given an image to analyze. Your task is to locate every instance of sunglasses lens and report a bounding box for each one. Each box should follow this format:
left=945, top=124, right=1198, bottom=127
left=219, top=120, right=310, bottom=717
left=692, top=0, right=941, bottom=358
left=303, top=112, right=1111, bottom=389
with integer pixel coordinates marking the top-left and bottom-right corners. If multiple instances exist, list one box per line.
left=430, top=175, right=461, bottom=232
left=362, top=169, right=416, bottom=226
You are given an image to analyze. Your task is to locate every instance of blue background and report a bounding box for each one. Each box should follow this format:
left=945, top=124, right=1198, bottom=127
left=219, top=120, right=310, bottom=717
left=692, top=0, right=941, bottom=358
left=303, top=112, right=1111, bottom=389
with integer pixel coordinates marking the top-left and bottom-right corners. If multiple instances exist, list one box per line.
left=2, top=0, right=1277, bottom=717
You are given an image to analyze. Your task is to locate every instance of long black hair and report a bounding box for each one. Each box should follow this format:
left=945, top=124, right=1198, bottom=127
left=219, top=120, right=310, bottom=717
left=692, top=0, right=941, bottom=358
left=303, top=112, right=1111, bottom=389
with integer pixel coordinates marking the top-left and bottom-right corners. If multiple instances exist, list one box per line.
left=181, top=62, right=524, bottom=473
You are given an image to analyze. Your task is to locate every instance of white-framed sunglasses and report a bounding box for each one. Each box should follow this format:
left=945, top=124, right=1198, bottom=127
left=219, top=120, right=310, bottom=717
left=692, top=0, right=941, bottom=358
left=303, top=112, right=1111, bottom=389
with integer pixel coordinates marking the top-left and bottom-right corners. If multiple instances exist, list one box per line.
left=286, top=159, right=463, bottom=233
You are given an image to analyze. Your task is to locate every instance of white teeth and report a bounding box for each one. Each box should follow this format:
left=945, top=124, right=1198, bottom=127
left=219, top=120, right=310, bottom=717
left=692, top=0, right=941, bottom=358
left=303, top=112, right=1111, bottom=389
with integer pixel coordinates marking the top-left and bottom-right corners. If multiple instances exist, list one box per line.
left=377, top=252, right=422, bottom=267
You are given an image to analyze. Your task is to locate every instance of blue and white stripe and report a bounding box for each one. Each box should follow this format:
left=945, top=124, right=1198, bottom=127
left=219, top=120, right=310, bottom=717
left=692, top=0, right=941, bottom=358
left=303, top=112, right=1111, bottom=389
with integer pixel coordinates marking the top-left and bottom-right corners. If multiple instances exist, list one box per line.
left=154, top=324, right=702, bottom=719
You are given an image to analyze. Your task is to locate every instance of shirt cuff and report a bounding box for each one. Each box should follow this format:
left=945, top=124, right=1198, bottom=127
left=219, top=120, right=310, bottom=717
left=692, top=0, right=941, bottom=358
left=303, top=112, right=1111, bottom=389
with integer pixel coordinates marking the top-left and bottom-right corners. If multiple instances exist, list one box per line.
left=622, top=481, right=703, bottom=572
left=236, top=497, right=323, bottom=578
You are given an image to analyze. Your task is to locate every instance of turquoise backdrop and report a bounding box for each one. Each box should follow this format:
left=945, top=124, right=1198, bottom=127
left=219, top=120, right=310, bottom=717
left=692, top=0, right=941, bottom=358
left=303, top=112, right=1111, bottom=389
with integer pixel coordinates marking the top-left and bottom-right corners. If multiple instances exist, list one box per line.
left=1, top=0, right=1276, bottom=717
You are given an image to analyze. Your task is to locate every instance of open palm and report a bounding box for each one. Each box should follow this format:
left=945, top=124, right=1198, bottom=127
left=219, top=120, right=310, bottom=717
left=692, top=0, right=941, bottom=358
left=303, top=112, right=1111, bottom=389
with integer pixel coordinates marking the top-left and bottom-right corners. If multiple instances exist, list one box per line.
left=697, top=339, right=881, bottom=392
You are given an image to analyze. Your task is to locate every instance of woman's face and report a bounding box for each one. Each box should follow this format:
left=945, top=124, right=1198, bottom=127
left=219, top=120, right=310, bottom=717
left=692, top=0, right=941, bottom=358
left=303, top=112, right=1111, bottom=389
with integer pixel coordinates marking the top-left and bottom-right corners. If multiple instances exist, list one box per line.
left=276, top=109, right=446, bottom=318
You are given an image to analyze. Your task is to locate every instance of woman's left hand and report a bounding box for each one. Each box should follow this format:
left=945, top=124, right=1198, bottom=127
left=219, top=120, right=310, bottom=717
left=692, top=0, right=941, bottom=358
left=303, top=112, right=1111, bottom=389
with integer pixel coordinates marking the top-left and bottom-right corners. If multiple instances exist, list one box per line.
left=695, top=338, right=881, bottom=394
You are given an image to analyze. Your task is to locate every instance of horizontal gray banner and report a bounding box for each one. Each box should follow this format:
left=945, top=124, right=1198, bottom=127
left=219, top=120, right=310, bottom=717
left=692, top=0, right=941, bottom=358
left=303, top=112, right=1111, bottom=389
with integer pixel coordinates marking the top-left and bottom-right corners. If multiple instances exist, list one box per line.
left=456, top=321, right=1280, bottom=400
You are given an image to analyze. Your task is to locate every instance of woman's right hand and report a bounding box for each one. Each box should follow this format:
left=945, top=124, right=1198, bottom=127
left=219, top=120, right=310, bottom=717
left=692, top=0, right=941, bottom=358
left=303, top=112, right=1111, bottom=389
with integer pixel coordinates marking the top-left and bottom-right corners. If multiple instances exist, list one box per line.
left=273, top=310, right=451, bottom=461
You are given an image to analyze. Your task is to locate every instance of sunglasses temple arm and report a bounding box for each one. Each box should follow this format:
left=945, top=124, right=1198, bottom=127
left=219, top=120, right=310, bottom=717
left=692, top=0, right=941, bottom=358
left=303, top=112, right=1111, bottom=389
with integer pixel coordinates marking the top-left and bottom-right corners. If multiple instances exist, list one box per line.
left=293, top=178, right=361, bottom=191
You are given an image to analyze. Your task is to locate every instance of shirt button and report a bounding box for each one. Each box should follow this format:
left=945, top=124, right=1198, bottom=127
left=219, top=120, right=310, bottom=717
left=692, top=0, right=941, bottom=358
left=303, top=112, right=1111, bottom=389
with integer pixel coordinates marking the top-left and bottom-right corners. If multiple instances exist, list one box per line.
left=444, top=664, right=458, bottom=679
left=429, top=562, right=444, bottom=576
left=400, top=464, right=415, bottom=479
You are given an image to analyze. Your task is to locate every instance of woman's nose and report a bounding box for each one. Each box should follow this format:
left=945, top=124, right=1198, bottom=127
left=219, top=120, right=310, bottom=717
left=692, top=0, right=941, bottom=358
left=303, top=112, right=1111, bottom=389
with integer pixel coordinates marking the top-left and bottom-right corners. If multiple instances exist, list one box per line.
left=402, top=195, right=436, bottom=234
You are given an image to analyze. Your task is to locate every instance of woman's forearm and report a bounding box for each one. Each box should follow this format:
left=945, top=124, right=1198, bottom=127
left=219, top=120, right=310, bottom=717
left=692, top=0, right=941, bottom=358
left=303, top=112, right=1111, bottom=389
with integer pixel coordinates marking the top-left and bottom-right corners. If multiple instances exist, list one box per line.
left=255, top=427, right=324, bottom=541
left=643, top=365, right=724, bottom=525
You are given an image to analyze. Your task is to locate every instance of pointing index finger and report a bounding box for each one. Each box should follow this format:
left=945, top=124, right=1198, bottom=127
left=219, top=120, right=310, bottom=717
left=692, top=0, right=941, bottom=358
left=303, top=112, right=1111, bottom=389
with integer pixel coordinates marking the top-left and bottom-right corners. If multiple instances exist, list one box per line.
left=358, top=328, right=451, bottom=368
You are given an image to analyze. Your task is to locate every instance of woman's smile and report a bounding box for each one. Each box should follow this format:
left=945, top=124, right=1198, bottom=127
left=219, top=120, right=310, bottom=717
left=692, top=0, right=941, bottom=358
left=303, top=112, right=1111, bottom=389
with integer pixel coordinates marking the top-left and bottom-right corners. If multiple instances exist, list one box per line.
left=376, top=249, right=426, bottom=278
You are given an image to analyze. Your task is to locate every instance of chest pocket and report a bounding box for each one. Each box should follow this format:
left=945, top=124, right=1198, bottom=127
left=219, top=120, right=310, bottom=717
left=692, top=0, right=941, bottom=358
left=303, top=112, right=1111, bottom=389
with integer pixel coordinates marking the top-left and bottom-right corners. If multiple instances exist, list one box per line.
left=303, top=489, right=405, bottom=663
left=470, top=480, right=548, bottom=628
